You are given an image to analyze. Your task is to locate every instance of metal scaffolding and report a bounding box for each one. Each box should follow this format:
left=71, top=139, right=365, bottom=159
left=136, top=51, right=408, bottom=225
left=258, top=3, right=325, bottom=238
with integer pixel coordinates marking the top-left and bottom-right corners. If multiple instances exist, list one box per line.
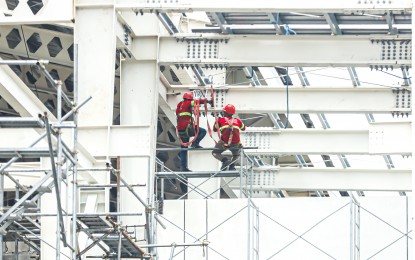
left=0, top=59, right=151, bottom=259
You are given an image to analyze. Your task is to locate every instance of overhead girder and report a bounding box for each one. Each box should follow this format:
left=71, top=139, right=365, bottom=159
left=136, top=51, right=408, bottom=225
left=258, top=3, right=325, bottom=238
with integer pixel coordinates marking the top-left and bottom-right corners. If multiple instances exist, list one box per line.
left=227, top=167, right=411, bottom=192
left=165, top=86, right=411, bottom=114
left=241, top=122, right=411, bottom=155
left=0, top=22, right=131, bottom=68
left=157, top=35, right=412, bottom=68
left=0, top=121, right=411, bottom=156
left=114, top=0, right=412, bottom=13
left=0, top=0, right=73, bottom=24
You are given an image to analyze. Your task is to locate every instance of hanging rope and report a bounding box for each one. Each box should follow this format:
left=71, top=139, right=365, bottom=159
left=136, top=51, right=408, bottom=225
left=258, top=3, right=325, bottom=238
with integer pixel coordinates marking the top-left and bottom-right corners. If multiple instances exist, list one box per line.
left=206, top=85, right=221, bottom=144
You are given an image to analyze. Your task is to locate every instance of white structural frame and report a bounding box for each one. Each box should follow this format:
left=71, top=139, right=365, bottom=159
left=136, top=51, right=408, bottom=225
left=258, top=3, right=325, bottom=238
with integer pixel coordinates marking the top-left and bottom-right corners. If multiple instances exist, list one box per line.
left=0, top=0, right=412, bottom=259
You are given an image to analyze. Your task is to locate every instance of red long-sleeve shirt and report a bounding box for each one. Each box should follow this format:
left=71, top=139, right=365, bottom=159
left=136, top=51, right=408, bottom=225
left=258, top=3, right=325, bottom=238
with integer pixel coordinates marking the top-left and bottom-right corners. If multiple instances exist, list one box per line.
left=214, top=116, right=246, bottom=144
left=176, top=99, right=208, bottom=130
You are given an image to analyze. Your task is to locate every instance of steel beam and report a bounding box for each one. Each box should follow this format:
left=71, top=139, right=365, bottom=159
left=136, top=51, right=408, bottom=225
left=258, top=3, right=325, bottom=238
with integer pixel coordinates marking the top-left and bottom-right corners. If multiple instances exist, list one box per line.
left=230, top=167, right=411, bottom=191
left=0, top=25, right=73, bottom=67
left=241, top=122, right=411, bottom=155
left=114, top=0, right=412, bottom=13
left=75, top=125, right=152, bottom=157
left=158, top=35, right=412, bottom=67
left=166, top=86, right=411, bottom=114
left=0, top=0, right=73, bottom=24
left=0, top=121, right=411, bottom=156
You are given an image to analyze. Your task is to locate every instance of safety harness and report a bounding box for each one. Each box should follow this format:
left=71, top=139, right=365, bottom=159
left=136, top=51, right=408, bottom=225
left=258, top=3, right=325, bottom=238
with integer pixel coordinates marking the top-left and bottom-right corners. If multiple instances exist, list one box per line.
left=176, top=99, right=201, bottom=147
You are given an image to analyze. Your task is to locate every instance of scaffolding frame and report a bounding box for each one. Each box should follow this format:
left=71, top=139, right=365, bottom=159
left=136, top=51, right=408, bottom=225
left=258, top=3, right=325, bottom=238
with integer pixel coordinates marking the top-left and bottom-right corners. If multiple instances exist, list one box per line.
left=0, top=59, right=152, bottom=259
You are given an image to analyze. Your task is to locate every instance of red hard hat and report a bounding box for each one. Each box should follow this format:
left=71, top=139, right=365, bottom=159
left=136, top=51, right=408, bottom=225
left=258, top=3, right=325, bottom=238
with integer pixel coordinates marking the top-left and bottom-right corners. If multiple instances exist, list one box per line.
left=223, top=104, right=236, bottom=115
left=183, top=92, right=193, bottom=99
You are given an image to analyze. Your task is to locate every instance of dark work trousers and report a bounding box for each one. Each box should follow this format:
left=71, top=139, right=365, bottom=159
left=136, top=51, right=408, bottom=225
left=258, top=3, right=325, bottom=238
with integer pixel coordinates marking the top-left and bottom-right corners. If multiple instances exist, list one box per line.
left=178, top=126, right=206, bottom=193
left=212, top=140, right=243, bottom=166
left=178, top=127, right=207, bottom=169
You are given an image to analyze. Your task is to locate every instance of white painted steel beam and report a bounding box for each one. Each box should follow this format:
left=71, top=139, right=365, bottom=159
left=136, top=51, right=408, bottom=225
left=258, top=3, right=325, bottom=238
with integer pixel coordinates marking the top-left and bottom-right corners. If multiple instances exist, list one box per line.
left=0, top=0, right=73, bottom=24
left=114, top=0, right=412, bottom=13
left=75, top=125, right=151, bottom=157
left=1, top=122, right=411, bottom=156
left=158, top=35, right=411, bottom=67
left=166, top=86, right=410, bottom=113
left=241, top=122, right=411, bottom=155
left=0, top=25, right=74, bottom=67
left=231, top=167, right=411, bottom=191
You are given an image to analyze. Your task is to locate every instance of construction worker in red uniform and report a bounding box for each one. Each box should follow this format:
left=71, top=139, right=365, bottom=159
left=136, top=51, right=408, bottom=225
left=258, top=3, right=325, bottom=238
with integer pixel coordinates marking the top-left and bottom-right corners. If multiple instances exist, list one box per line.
left=212, top=104, right=246, bottom=171
left=176, top=91, right=210, bottom=172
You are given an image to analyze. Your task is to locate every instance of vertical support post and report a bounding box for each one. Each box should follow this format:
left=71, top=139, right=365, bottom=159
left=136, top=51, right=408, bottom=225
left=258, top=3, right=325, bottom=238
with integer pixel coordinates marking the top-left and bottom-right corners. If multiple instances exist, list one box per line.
left=169, top=244, right=176, bottom=260
left=71, top=43, right=79, bottom=260
left=117, top=169, right=121, bottom=223
left=349, top=196, right=353, bottom=260
left=14, top=239, right=18, bottom=260
left=412, top=7, right=415, bottom=260
left=56, top=81, right=63, bottom=259
left=0, top=174, right=3, bottom=256
left=239, top=150, right=243, bottom=198
left=117, top=230, right=122, bottom=260
left=247, top=199, right=251, bottom=260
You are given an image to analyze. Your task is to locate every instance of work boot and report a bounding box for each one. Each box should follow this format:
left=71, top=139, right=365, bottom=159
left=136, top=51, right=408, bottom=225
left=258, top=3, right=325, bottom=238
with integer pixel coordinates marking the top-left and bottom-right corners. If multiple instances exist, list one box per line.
left=229, top=163, right=236, bottom=171
left=221, top=158, right=230, bottom=170
left=180, top=167, right=192, bottom=172
left=190, top=143, right=203, bottom=148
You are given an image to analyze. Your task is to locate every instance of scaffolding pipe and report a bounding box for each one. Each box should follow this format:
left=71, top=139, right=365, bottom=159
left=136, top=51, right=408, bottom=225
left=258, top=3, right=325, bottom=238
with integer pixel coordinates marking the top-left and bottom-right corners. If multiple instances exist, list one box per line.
left=38, top=64, right=72, bottom=107
left=5, top=169, right=52, bottom=173
left=77, top=184, right=145, bottom=188
left=76, top=168, right=111, bottom=172
left=156, top=147, right=258, bottom=151
left=76, top=223, right=111, bottom=255
left=117, top=166, right=121, bottom=223
left=61, top=96, right=92, bottom=122
left=0, top=174, right=3, bottom=255
left=57, top=81, right=65, bottom=255
left=77, top=231, right=111, bottom=258
left=117, top=229, right=122, bottom=260
left=0, top=60, right=49, bottom=65
left=71, top=44, right=79, bottom=260
left=0, top=132, right=47, bottom=190
left=2, top=171, right=27, bottom=192
left=0, top=171, right=53, bottom=224
left=140, top=242, right=209, bottom=248
left=44, top=115, right=67, bottom=252
left=106, top=216, right=146, bottom=255
left=23, top=212, right=143, bottom=217
left=169, top=244, right=176, bottom=260
left=239, top=150, right=243, bottom=198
